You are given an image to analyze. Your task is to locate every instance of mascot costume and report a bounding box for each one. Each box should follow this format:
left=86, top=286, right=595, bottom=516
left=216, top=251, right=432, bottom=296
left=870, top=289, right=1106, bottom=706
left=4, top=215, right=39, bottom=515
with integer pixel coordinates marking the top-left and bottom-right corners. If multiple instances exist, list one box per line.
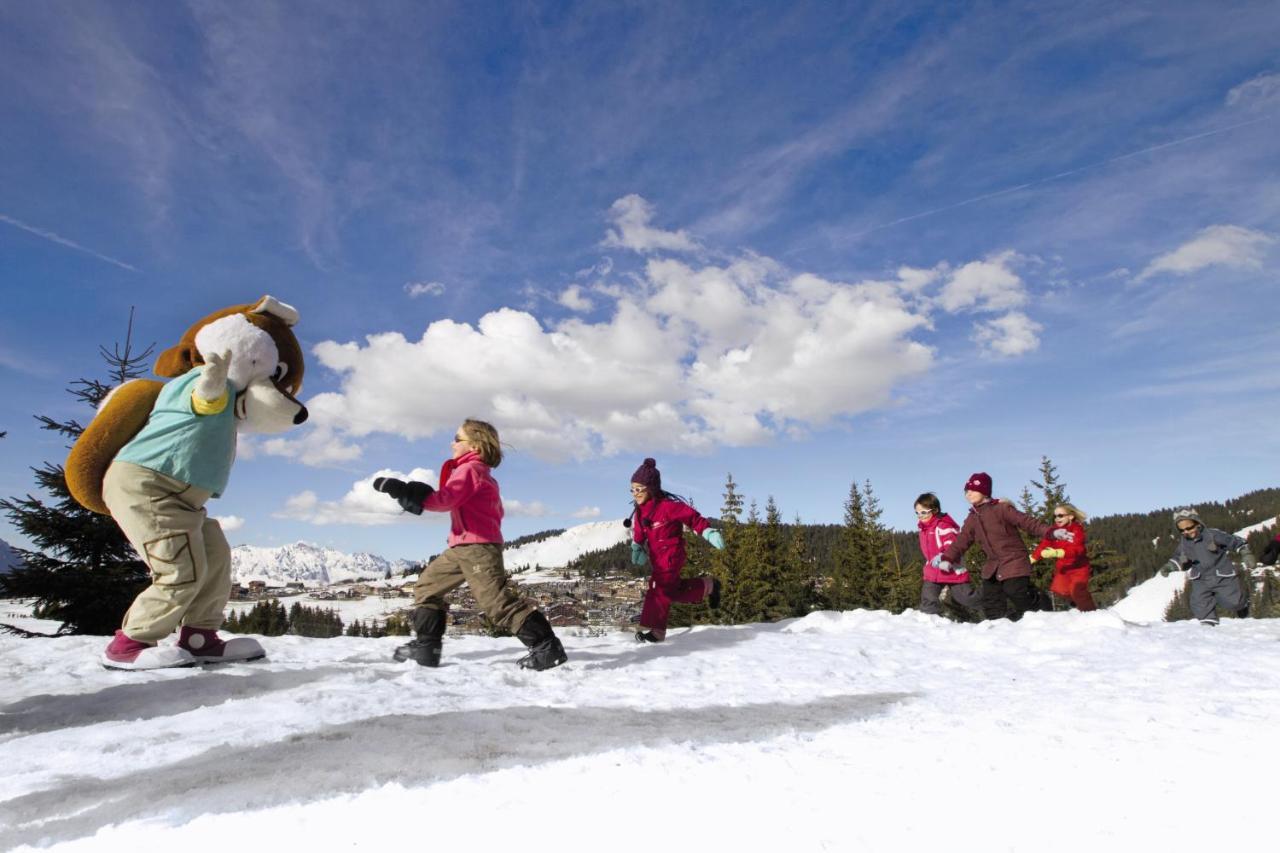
left=66, top=296, right=308, bottom=670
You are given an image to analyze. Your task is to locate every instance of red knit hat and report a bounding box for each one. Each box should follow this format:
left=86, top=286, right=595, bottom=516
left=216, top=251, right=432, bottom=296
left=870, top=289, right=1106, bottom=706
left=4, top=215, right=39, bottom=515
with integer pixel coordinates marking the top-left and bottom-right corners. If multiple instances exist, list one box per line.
left=631, top=457, right=662, bottom=494
left=964, top=471, right=992, bottom=497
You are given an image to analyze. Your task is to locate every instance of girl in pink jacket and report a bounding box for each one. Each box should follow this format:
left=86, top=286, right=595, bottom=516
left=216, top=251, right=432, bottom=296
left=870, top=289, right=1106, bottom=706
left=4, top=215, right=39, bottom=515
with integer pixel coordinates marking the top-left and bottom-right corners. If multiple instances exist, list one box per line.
left=373, top=419, right=567, bottom=671
left=628, top=458, right=725, bottom=642
left=915, top=492, right=983, bottom=616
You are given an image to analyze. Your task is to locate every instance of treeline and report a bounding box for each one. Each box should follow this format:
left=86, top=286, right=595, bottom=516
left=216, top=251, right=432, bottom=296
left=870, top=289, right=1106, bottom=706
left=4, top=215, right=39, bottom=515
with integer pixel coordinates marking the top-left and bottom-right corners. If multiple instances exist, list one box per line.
left=222, top=600, right=410, bottom=637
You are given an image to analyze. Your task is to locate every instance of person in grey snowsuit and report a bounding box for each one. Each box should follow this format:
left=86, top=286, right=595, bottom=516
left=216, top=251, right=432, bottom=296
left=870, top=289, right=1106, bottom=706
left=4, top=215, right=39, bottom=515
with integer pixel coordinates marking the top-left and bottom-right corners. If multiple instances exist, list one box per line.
left=1160, top=508, right=1256, bottom=625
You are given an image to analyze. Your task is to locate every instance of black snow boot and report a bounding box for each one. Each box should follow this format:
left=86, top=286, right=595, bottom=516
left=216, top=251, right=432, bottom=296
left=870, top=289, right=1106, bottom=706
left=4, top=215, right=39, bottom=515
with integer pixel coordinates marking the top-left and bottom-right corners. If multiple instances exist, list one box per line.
left=394, top=607, right=446, bottom=667
left=515, top=611, right=567, bottom=671
left=635, top=630, right=662, bottom=643
left=1237, top=603, right=1251, bottom=619
left=708, top=577, right=722, bottom=610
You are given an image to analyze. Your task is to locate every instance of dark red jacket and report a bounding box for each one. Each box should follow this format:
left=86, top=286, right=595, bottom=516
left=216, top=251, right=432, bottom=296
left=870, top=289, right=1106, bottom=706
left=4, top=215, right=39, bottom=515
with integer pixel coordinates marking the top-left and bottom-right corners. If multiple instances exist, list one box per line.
left=941, top=499, right=1051, bottom=581
left=631, top=496, right=712, bottom=573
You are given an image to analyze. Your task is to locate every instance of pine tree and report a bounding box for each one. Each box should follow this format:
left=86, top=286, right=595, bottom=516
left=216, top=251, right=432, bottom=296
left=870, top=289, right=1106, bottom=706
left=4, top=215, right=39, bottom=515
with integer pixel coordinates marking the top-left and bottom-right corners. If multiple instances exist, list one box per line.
left=711, top=473, right=744, bottom=623
left=0, top=313, right=155, bottom=635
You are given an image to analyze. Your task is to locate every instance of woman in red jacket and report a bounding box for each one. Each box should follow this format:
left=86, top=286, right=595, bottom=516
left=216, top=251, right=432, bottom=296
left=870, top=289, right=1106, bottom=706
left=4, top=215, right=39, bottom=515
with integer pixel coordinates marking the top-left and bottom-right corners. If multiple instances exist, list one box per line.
left=628, top=458, right=725, bottom=642
left=1032, top=503, right=1096, bottom=611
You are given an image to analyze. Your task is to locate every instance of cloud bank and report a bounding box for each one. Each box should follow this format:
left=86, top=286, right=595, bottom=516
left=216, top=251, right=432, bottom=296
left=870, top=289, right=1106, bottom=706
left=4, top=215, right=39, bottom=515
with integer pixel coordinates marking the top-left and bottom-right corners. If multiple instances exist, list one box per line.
left=279, top=198, right=1041, bottom=464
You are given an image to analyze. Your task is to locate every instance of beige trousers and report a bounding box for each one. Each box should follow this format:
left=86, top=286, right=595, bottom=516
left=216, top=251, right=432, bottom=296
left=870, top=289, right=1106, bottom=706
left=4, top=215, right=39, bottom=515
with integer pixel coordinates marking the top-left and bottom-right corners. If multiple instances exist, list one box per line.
left=413, top=543, right=533, bottom=633
left=102, top=460, right=231, bottom=642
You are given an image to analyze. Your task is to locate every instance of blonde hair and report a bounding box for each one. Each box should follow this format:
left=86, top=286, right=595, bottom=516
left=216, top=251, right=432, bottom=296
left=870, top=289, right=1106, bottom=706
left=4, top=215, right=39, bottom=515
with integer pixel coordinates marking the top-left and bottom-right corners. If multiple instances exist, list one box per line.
left=1054, top=502, right=1087, bottom=523
left=459, top=418, right=503, bottom=468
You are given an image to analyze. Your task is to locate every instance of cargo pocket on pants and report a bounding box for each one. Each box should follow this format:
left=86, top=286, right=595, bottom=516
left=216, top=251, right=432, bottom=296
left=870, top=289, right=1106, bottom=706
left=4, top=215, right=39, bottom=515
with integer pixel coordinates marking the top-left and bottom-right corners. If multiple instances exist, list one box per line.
left=143, top=532, right=197, bottom=586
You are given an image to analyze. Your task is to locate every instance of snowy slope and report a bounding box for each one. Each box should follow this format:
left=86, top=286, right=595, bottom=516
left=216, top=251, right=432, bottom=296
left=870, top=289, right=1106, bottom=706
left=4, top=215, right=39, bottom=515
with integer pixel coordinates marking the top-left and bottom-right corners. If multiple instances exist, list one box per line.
left=2, top=606, right=1279, bottom=852
left=503, top=519, right=629, bottom=577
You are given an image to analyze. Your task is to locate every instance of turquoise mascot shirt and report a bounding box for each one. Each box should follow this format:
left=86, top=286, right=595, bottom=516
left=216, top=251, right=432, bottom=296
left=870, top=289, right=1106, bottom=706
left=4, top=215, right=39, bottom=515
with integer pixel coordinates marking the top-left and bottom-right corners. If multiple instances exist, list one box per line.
left=116, top=367, right=237, bottom=497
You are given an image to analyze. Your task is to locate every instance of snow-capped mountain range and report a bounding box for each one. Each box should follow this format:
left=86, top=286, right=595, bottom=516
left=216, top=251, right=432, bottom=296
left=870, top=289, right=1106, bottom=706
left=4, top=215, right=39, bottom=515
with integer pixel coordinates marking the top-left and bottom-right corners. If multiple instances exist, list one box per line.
left=231, top=542, right=419, bottom=587
left=230, top=520, right=629, bottom=587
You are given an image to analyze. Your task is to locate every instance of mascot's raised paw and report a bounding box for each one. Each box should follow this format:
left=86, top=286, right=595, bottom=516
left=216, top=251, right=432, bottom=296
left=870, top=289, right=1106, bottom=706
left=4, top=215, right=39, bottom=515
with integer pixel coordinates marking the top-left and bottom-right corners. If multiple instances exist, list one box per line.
left=66, top=296, right=308, bottom=671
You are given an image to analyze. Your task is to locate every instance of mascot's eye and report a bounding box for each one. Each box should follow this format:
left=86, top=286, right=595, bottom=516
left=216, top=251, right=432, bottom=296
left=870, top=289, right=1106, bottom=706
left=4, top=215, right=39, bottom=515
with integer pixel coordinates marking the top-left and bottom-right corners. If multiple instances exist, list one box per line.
left=272, top=361, right=289, bottom=383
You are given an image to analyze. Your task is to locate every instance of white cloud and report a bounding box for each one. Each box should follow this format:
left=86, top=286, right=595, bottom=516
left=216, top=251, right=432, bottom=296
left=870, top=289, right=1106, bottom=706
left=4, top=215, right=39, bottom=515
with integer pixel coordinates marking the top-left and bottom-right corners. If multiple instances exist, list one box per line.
left=936, top=251, right=1026, bottom=313
left=571, top=506, right=602, bottom=519
left=1137, top=225, right=1273, bottom=281
left=504, top=499, right=552, bottom=517
left=405, top=281, right=446, bottom=298
left=259, top=423, right=364, bottom=468
left=300, top=202, right=1046, bottom=461
left=972, top=311, right=1043, bottom=358
left=213, top=515, right=245, bottom=532
left=601, top=194, right=699, bottom=254
left=557, top=284, right=593, bottom=312
left=277, top=468, right=437, bottom=526
left=1226, top=72, right=1280, bottom=110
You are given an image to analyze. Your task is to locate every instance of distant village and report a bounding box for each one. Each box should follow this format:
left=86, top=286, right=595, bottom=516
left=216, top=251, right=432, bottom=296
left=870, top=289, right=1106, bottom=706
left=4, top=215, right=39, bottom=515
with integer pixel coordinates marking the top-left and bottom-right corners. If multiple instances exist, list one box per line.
left=231, top=568, right=648, bottom=635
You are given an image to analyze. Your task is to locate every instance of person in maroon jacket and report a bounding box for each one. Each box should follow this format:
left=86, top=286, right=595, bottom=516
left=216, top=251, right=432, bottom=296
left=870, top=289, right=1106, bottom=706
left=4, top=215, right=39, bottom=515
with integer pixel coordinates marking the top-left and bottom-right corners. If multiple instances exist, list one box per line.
left=1031, top=502, right=1096, bottom=611
left=628, top=458, right=725, bottom=642
left=932, top=472, right=1070, bottom=621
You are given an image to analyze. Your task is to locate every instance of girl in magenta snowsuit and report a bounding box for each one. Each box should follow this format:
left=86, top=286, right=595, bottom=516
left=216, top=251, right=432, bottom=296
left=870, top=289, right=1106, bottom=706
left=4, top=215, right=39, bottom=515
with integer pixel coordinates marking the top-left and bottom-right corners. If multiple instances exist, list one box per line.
left=915, top=492, right=983, bottom=616
left=628, top=458, right=725, bottom=642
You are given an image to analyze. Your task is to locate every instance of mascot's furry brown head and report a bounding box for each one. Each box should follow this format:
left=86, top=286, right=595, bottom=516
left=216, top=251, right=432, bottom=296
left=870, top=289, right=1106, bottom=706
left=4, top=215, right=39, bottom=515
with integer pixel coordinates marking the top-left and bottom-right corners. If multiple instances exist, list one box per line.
left=67, top=295, right=308, bottom=514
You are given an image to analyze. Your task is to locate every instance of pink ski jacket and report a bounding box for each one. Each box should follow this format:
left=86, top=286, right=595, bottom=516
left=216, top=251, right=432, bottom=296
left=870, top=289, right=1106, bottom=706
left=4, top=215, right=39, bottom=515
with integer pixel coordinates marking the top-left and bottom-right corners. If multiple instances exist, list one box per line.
left=421, top=451, right=504, bottom=547
left=918, top=512, right=971, bottom=584
left=631, top=496, right=712, bottom=574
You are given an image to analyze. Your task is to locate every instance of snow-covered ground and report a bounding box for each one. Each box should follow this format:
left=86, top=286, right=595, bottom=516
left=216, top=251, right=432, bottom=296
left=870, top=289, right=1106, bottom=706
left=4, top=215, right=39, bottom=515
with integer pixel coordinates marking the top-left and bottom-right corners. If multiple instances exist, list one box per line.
left=4, top=579, right=1279, bottom=852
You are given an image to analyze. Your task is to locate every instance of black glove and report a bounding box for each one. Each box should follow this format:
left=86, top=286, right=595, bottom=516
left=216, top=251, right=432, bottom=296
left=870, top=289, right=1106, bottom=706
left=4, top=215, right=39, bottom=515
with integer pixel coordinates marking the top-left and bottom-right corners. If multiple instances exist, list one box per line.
left=373, top=477, right=433, bottom=515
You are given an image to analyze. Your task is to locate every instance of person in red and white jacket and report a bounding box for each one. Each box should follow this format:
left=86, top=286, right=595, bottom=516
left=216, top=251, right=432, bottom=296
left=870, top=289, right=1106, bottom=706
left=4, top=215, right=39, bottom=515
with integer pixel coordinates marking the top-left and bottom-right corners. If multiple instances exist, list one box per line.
left=1031, top=503, right=1096, bottom=611
left=372, top=419, right=567, bottom=671
left=915, top=492, right=983, bottom=616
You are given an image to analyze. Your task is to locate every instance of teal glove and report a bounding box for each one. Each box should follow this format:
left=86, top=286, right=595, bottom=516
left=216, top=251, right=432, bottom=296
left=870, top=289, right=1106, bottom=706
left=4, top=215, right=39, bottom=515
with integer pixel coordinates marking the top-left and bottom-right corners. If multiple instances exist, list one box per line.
left=703, top=529, right=725, bottom=550
left=630, top=542, right=648, bottom=567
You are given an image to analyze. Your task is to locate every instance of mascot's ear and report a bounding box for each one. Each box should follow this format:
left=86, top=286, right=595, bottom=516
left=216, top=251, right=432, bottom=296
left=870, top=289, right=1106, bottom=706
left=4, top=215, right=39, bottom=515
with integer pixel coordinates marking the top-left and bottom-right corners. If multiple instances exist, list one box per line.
left=155, top=343, right=199, bottom=377
left=250, top=295, right=299, bottom=327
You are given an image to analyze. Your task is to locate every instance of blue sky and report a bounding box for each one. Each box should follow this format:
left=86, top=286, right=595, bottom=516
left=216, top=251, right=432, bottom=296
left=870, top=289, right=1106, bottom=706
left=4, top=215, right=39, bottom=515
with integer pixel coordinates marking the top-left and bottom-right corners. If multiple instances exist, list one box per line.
left=1, top=1, right=1278, bottom=561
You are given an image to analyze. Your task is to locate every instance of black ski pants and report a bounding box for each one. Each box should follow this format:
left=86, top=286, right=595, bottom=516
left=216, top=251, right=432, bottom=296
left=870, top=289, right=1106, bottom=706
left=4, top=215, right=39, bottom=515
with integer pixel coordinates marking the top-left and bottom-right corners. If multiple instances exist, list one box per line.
left=981, top=575, right=1039, bottom=622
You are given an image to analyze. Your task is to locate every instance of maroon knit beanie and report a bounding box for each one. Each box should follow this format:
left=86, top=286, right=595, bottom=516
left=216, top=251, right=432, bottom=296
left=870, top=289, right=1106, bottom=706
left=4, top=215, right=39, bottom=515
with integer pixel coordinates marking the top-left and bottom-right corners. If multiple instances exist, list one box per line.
left=964, top=471, right=992, bottom=497
left=631, top=457, right=662, bottom=494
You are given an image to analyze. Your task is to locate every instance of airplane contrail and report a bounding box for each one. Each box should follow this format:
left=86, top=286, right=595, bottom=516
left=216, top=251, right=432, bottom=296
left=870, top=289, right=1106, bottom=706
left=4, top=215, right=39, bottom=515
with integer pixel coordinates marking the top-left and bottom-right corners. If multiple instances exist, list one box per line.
left=0, top=213, right=138, bottom=272
left=849, top=113, right=1279, bottom=239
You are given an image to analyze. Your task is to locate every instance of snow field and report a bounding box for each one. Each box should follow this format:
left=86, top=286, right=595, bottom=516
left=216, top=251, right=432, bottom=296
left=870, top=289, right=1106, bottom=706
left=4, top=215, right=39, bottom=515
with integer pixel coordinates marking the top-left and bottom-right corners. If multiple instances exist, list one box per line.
left=3, top=602, right=1279, bottom=851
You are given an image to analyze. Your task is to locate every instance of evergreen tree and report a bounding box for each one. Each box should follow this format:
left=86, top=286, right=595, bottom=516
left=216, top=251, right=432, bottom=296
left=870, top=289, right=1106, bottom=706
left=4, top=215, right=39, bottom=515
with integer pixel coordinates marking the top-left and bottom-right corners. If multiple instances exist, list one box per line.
left=0, top=313, right=155, bottom=635
left=711, top=473, right=744, bottom=624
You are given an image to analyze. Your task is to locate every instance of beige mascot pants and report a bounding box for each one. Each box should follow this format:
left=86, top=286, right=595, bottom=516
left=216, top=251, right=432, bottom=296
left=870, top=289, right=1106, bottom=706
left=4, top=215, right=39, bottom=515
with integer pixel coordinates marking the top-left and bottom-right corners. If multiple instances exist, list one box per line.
left=103, top=460, right=232, bottom=643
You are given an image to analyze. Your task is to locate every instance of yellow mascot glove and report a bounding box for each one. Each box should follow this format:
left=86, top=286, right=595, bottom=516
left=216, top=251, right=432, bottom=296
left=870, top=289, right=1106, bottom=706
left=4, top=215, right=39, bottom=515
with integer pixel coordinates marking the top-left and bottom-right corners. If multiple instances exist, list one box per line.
left=1040, top=548, right=1066, bottom=560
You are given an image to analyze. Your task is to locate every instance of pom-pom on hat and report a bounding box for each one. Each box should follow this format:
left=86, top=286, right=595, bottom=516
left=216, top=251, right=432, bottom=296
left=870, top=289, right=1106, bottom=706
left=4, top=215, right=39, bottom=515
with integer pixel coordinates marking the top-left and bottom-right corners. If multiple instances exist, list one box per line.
left=631, top=457, right=662, bottom=494
left=964, top=472, right=992, bottom=497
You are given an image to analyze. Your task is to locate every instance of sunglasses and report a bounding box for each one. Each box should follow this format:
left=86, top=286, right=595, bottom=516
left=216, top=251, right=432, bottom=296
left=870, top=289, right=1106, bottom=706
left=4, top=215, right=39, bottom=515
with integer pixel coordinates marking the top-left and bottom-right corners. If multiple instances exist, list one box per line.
left=1177, top=524, right=1200, bottom=533
left=1053, top=513, right=1071, bottom=519
left=452, top=434, right=467, bottom=443
left=914, top=510, right=932, bottom=517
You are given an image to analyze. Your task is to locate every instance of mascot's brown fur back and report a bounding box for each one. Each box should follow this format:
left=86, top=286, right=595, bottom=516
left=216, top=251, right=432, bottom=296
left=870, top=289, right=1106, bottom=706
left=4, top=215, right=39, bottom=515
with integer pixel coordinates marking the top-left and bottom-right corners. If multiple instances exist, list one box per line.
left=66, top=379, right=165, bottom=514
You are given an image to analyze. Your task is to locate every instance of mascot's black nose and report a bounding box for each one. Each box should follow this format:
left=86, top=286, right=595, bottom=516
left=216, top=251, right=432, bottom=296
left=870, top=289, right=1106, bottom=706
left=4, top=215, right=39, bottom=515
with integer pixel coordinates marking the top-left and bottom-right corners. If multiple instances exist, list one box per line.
left=294, top=406, right=309, bottom=425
